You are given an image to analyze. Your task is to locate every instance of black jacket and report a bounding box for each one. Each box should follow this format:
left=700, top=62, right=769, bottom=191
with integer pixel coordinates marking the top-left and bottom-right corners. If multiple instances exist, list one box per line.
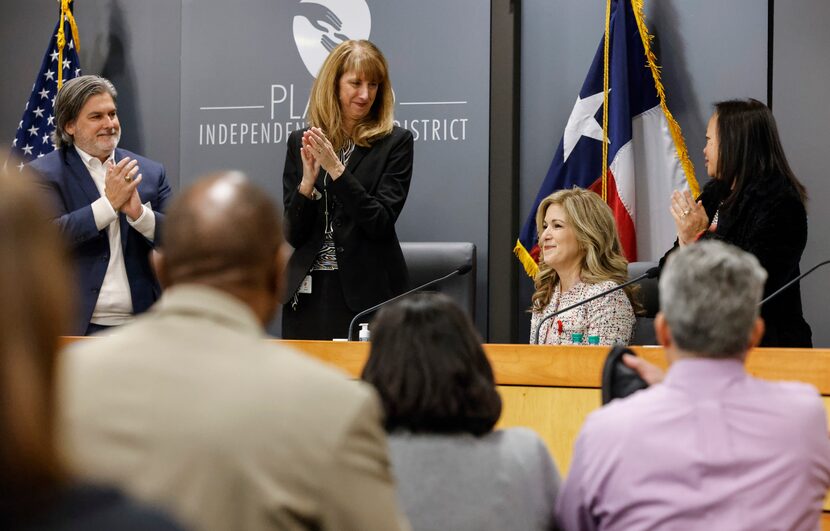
left=5, top=483, right=182, bottom=530
left=282, top=126, right=413, bottom=312
left=661, top=175, right=812, bottom=348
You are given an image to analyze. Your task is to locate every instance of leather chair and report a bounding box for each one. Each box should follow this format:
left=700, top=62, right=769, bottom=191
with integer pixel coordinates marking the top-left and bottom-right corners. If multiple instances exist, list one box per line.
left=628, top=261, right=660, bottom=345
left=399, top=242, right=476, bottom=320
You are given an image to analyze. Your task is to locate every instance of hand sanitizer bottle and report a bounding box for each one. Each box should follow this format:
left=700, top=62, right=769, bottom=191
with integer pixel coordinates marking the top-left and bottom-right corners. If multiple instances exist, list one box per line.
left=358, top=323, right=370, bottom=342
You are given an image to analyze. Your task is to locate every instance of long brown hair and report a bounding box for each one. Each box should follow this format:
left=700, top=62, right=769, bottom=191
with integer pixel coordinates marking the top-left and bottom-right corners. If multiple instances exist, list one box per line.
left=308, top=40, right=395, bottom=151
left=530, top=188, right=636, bottom=311
left=0, top=164, right=72, bottom=507
left=714, top=99, right=807, bottom=209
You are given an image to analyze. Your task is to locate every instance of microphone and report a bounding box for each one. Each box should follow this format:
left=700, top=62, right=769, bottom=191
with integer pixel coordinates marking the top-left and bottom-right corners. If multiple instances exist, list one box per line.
left=346, top=263, right=473, bottom=341
left=758, top=259, right=830, bottom=306
left=532, top=266, right=659, bottom=345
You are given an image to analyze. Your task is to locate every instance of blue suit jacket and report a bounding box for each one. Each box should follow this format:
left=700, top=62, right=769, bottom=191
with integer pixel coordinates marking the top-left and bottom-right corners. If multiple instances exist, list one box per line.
left=30, top=147, right=172, bottom=334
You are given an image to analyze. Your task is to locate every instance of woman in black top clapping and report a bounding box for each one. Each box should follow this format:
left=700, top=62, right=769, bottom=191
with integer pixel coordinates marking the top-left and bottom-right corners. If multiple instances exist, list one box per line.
left=665, top=99, right=811, bottom=347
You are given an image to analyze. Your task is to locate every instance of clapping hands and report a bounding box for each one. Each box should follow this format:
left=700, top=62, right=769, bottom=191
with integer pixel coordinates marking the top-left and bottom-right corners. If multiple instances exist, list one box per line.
left=105, top=157, right=143, bottom=220
left=670, top=190, right=708, bottom=245
left=302, top=127, right=344, bottom=179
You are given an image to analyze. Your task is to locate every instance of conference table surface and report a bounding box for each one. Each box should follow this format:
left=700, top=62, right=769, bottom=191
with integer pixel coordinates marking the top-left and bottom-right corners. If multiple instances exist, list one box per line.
left=61, top=338, right=830, bottom=527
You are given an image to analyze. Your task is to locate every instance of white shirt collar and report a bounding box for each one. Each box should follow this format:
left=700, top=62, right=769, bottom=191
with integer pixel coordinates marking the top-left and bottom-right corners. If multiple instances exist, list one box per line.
left=74, top=145, right=115, bottom=168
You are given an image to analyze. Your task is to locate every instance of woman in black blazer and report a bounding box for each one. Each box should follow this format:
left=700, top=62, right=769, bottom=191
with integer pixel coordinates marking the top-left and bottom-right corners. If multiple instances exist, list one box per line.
left=665, top=99, right=811, bottom=347
left=281, top=40, right=414, bottom=340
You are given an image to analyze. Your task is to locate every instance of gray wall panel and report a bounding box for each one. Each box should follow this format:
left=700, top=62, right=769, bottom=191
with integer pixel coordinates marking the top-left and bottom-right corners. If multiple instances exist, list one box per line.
left=774, top=0, right=830, bottom=346
left=1, top=4, right=54, bottom=150
left=2, top=1, right=489, bottom=337
left=178, top=0, right=490, bottom=335
left=645, top=0, right=767, bottom=178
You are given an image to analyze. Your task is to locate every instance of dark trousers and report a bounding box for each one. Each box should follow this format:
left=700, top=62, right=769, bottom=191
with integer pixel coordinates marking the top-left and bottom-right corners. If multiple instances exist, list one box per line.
left=282, top=270, right=356, bottom=340
left=85, top=322, right=115, bottom=336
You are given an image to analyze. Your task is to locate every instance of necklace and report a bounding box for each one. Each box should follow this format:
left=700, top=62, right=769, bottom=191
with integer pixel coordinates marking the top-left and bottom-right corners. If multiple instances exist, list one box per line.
left=321, top=140, right=355, bottom=234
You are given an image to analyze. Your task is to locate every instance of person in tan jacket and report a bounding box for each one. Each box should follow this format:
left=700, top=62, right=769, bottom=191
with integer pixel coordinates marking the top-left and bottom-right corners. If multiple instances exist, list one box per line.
left=58, top=171, right=407, bottom=531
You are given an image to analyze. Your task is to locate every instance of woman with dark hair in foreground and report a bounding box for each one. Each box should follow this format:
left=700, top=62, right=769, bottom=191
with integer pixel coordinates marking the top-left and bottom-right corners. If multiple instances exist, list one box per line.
left=0, top=165, right=181, bottom=530
left=362, top=293, right=560, bottom=531
left=665, top=98, right=811, bottom=347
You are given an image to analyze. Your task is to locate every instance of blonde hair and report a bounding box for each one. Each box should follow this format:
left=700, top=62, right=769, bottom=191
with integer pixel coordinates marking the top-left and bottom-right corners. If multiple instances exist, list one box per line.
left=530, top=188, right=637, bottom=311
left=0, top=163, right=72, bottom=505
left=308, top=40, right=395, bottom=151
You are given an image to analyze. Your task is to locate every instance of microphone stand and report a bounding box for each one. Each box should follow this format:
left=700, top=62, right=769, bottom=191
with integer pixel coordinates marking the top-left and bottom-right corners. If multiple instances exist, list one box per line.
left=758, top=259, right=830, bottom=306
left=346, top=264, right=472, bottom=341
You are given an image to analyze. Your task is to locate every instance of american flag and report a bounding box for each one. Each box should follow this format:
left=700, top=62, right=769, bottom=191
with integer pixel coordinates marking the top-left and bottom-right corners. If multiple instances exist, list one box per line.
left=9, top=4, right=82, bottom=171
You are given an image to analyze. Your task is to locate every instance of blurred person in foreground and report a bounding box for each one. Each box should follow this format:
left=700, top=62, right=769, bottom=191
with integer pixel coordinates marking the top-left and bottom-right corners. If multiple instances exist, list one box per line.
left=530, top=188, right=636, bottom=345
left=0, top=165, right=180, bottom=530
left=29, top=75, right=172, bottom=335
left=363, top=293, right=560, bottom=531
left=557, top=240, right=830, bottom=531
left=282, top=39, right=413, bottom=339
left=59, top=171, right=406, bottom=531
left=663, top=99, right=811, bottom=347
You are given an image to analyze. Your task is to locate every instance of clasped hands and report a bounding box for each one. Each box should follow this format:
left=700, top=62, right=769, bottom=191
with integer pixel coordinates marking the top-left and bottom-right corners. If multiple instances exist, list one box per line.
left=105, top=157, right=143, bottom=221
left=298, top=127, right=346, bottom=198
left=670, top=189, right=708, bottom=245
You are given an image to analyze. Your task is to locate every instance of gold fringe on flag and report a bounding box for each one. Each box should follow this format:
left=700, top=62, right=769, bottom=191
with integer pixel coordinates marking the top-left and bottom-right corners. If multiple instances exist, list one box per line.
left=514, top=239, right=539, bottom=278
left=630, top=0, right=699, bottom=196
left=56, top=0, right=81, bottom=90
left=601, top=0, right=612, bottom=202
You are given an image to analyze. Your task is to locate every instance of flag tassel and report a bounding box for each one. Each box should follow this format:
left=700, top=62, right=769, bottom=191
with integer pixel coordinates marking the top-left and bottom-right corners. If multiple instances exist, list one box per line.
left=630, top=0, right=699, bottom=197
left=514, top=240, right=539, bottom=278
left=601, top=0, right=612, bottom=203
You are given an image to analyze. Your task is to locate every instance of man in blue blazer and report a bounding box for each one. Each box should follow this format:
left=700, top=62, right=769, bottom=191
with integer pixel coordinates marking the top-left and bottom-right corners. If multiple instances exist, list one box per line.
left=30, top=75, right=171, bottom=335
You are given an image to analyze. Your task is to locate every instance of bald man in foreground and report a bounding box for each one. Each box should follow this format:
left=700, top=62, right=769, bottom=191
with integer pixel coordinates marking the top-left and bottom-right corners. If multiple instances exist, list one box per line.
left=58, top=172, right=407, bottom=531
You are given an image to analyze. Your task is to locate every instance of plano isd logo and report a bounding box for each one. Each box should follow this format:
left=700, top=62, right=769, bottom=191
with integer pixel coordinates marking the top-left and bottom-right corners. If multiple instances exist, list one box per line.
left=293, top=0, right=372, bottom=77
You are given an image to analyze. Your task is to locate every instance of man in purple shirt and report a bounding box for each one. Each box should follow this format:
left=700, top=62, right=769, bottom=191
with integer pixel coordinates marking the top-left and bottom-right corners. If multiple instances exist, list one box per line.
left=556, top=241, right=830, bottom=531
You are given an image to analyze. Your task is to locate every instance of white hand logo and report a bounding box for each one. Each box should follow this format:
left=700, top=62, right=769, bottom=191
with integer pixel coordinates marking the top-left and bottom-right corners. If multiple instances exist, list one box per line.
left=293, top=0, right=372, bottom=78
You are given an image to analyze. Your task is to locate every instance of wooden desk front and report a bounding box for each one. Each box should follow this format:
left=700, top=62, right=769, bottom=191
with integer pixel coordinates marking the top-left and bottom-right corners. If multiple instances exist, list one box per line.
left=281, top=341, right=830, bottom=470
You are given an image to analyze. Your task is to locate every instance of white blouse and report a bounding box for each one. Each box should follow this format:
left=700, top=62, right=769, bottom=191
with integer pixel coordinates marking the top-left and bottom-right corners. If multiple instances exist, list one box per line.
left=530, top=280, right=635, bottom=346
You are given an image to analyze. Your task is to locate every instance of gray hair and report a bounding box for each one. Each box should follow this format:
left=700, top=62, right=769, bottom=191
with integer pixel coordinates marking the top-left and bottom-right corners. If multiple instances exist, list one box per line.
left=51, top=75, right=118, bottom=149
left=659, top=240, right=767, bottom=358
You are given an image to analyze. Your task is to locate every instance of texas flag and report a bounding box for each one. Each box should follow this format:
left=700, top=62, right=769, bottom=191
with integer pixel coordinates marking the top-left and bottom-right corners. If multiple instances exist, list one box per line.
left=515, top=0, right=699, bottom=277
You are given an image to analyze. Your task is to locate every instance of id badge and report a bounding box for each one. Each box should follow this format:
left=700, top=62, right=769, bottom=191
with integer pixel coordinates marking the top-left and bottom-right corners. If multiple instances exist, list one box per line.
left=298, top=274, right=312, bottom=294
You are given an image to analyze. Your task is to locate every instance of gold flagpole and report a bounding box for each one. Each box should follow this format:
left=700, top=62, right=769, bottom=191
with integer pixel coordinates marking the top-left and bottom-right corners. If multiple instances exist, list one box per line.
left=600, top=0, right=612, bottom=202
left=56, top=0, right=81, bottom=90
